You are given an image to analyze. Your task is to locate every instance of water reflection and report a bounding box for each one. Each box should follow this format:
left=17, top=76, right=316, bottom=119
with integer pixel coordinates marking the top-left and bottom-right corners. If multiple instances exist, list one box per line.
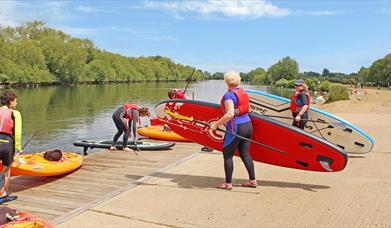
left=13, top=81, right=292, bottom=153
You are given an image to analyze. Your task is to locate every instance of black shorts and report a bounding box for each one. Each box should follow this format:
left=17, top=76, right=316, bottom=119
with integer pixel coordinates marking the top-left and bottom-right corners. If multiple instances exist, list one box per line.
left=0, top=135, right=15, bottom=167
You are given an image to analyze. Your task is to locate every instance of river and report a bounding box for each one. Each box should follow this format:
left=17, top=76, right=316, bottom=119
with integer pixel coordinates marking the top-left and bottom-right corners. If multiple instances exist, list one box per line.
left=13, top=80, right=292, bottom=153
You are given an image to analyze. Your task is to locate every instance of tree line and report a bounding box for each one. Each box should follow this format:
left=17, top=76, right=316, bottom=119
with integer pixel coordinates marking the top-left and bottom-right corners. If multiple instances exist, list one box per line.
left=0, top=21, right=207, bottom=85
left=209, top=55, right=391, bottom=89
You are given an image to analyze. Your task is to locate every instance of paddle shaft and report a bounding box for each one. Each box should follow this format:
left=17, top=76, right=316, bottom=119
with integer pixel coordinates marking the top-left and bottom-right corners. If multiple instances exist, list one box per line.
left=262, top=114, right=342, bottom=127
left=21, top=130, right=39, bottom=150
left=192, top=119, right=285, bottom=154
left=183, top=68, right=196, bottom=95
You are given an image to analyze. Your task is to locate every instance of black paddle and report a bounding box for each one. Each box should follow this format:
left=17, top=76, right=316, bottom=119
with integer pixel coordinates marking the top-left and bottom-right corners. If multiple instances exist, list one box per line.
left=261, top=114, right=348, bottom=129
left=165, top=109, right=285, bottom=154
left=183, top=68, right=196, bottom=95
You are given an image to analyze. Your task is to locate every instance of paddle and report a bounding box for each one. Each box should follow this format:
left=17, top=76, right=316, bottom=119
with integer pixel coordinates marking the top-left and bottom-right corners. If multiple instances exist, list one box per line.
left=261, top=114, right=348, bottom=129
left=183, top=68, right=196, bottom=95
left=164, top=109, right=285, bottom=154
left=21, top=130, right=39, bottom=150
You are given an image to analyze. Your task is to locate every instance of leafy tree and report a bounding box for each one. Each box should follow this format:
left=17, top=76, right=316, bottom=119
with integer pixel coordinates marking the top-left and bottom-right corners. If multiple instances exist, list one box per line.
left=0, top=21, right=207, bottom=85
left=266, top=57, right=299, bottom=83
left=322, top=68, right=330, bottom=77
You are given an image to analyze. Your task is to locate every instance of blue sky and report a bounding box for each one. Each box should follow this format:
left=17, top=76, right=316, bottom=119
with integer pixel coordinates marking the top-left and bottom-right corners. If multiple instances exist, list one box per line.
left=1, top=0, right=391, bottom=73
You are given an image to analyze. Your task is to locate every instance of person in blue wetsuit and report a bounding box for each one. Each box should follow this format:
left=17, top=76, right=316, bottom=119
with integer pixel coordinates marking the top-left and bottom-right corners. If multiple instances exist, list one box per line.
left=210, top=71, right=256, bottom=190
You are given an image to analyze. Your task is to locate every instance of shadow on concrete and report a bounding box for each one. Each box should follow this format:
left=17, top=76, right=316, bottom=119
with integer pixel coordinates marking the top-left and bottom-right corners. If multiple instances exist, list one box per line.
left=127, top=172, right=330, bottom=192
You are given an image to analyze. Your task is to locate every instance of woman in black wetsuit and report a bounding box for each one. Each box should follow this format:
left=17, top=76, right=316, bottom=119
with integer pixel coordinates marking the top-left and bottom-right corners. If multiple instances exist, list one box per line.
left=110, top=104, right=150, bottom=151
left=210, top=71, right=256, bottom=190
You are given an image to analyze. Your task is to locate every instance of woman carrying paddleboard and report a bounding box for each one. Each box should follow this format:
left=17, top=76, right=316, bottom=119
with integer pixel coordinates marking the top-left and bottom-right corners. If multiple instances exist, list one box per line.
left=210, top=71, right=257, bottom=190
left=110, top=104, right=150, bottom=151
left=291, top=79, right=310, bottom=129
left=0, top=90, right=22, bottom=203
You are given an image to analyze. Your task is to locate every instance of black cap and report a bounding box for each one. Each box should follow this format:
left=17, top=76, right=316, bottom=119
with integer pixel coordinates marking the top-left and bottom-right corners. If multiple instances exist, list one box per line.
left=294, top=79, right=305, bottom=86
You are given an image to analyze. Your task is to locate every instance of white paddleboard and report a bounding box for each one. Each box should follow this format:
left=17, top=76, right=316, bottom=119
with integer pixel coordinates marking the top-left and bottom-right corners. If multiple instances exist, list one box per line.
left=246, top=89, right=374, bottom=154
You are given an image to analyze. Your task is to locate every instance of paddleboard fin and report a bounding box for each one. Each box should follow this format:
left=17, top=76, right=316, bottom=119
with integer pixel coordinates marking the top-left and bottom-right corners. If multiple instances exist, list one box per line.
left=317, top=155, right=334, bottom=172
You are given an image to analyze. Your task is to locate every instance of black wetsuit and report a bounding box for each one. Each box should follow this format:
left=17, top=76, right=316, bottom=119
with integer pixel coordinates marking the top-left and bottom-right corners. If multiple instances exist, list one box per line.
left=223, top=121, right=255, bottom=184
left=0, top=134, right=15, bottom=167
left=292, top=92, right=309, bottom=129
left=0, top=113, right=16, bottom=167
left=111, top=107, right=138, bottom=148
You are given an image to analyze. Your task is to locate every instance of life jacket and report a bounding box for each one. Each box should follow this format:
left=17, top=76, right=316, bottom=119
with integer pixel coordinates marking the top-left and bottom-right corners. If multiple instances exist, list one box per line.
left=172, top=89, right=186, bottom=99
left=0, top=108, right=14, bottom=135
left=220, top=88, right=250, bottom=116
left=123, top=104, right=140, bottom=119
left=290, top=91, right=311, bottom=113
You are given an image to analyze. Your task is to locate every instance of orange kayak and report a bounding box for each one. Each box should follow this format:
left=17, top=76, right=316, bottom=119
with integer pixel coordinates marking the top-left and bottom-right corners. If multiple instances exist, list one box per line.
left=137, top=126, right=191, bottom=142
left=8, top=152, right=83, bottom=177
left=0, top=210, right=53, bottom=228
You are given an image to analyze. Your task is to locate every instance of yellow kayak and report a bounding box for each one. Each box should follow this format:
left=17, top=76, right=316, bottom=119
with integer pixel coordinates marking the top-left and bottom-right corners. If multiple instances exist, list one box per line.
left=137, top=126, right=191, bottom=142
left=8, top=152, right=83, bottom=177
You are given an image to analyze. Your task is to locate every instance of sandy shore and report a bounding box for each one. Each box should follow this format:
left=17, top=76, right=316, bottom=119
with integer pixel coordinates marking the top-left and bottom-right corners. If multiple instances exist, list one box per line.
left=59, top=88, right=391, bottom=227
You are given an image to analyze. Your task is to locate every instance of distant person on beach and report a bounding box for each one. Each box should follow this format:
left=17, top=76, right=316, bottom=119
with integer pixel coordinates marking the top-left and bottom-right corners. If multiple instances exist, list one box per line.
left=291, top=79, right=310, bottom=129
left=210, top=71, right=256, bottom=190
left=168, top=89, right=188, bottom=99
left=0, top=90, right=22, bottom=203
left=110, top=104, right=150, bottom=151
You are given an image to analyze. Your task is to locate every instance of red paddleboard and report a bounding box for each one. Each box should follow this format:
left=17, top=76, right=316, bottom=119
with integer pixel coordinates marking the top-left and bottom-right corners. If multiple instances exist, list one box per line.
left=155, top=99, right=348, bottom=172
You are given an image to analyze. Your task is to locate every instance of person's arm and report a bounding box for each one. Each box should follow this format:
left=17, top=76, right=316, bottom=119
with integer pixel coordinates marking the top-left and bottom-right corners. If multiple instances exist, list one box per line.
left=13, top=110, right=22, bottom=152
left=210, top=100, right=234, bottom=130
left=131, top=109, right=139, bottom=141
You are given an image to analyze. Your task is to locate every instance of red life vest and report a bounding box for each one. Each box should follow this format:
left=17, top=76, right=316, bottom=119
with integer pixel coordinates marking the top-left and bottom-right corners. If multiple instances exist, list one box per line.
left=220, top=88, right=250, bottom=116
left=0, top=107, right=14, bottom=134
left=123, top=104, right=140, bottom=119
left=172, top=89, right=186, bottom=99
left=290, top=91, right=311, bottom=113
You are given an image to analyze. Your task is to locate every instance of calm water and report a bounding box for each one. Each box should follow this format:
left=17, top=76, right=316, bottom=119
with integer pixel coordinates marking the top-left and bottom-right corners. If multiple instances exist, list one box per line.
left=13, top=80, right=292, bottom=154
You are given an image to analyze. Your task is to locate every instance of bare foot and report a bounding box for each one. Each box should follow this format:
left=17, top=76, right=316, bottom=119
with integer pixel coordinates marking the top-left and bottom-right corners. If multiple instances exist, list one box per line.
left=123, top=147, right=133, bottom=152
left=109, top=146, right=117, bottom=150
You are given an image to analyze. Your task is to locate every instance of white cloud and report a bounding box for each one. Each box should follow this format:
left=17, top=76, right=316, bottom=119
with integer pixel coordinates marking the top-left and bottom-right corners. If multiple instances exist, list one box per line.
left=0, top=1, right=70, bottom=27
left=143, top=0, right=291, bottom=18
left=296, top=10, right=348, bottom=16
left=0, top=1, right=19, bottom=27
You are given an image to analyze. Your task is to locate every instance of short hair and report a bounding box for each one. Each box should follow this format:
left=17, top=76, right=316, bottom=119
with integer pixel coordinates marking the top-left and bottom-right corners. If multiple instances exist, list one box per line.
left=1, top=90, right=17, bottom=106
left=168, top=90, right=175, bottom=99
left=224, top=71, right=241, bottom=87
left=139, top=107, right=150, bottom=117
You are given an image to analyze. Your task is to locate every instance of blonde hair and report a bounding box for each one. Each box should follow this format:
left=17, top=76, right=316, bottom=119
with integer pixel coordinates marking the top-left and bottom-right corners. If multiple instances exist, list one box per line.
left=224, top=71, right=241, bottom=87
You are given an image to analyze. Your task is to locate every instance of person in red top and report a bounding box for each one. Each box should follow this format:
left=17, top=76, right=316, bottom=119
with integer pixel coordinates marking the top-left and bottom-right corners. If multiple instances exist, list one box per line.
left=0, top=90, right=22, bottom=203
left=168, top=89, right=188, bottom=99
left=110, top=104, right=150, bottom=152
left=291, top=79, right=310, bottom=129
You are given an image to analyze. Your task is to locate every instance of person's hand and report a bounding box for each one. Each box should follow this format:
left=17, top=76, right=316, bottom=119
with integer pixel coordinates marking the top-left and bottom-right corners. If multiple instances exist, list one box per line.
left=295, top=115, right=301, bottom=122
left=210, top=124, right=218, bottom=131
left=18, top=150, right=24, bottom=155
